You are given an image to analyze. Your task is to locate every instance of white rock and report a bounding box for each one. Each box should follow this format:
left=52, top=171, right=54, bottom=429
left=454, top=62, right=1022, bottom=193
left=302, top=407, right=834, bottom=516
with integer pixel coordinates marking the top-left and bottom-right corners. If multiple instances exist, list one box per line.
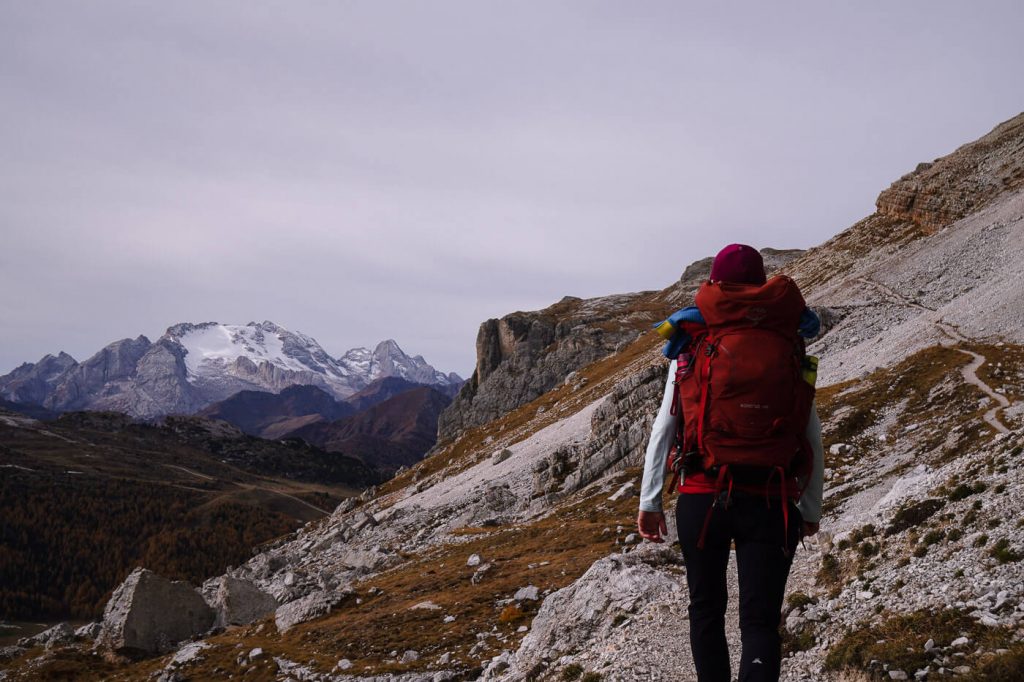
left=249, top=647, right=264, bottom=659
left=97, top=568, right=214, bottom=655
left=336, top=658, right=352, bottom=670
left=951, top=636, right=970, bottom=647
left=274, top=590, right=346, bottom=633
left=21, top=622, right=75, bottom=649
left=888, top=671, right=908, bottom=680
left=410, top=600, right=442, bottom=611
left=608, top=482, right=635, bottom=502
left=492, top=449, right=512, bottom=465
left=401, top=649, right=419, bottom=663
left=514, top=585, right=540, bottom=602
left=167, top=641, right=211, bottom=668
left=74, top=622, right=102, bottom=641
left=467, top=553, right=482, bottom=567
left=203, top=575, right=278, bottom=628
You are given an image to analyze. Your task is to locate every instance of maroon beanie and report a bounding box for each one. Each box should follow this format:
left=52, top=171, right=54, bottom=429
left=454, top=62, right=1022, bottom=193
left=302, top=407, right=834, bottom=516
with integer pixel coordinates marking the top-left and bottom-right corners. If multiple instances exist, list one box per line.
left=709, top=244, right=766, bottom=285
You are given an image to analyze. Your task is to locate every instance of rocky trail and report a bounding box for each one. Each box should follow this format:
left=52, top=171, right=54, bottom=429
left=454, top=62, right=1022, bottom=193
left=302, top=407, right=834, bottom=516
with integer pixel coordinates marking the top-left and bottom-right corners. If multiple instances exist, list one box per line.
left=956, top=349, right=1012, bottom=435
left=856, top=275, right=1012, bottom=433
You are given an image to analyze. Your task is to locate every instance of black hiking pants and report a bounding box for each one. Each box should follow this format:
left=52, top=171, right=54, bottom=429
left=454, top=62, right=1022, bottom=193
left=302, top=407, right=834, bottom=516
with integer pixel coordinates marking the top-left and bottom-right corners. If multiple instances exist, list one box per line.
left=675, top=492, right=802, bottom=682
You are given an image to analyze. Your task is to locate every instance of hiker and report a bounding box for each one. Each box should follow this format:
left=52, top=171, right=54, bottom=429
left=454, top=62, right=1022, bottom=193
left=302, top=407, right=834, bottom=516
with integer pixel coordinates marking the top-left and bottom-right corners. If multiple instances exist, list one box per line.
left=636, top=244, right=824, bottom=682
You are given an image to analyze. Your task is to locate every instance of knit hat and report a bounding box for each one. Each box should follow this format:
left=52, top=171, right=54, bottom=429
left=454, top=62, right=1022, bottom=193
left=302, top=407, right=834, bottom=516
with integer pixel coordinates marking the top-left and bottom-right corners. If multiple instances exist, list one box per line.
left=709, top=244, right=766, bottom=285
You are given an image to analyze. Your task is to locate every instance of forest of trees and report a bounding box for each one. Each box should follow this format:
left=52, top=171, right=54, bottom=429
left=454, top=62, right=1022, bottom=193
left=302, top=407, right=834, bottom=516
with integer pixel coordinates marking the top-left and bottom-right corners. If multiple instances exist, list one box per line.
left=0, top=471, right=296, bottom=620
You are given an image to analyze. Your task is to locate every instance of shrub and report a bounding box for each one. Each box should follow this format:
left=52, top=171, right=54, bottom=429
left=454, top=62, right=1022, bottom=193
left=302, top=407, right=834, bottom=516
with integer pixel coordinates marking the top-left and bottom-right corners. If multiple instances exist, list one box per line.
left=817, top=553, right=841, bottom=587
left=857, top=541, right=880, bottom=558
left=887, top=499, right=945, bottom=535
left=948, top=482, right=987, bottom=501
left=562, top=664, right=584, bottom=681
left=825, top=609, right=1013, bottom=675
left=962, top=643, right=1024, bottom=681
left=786, top=591, right=816, bottom=610
left=499, top=604, right=525, bottom=623
left=989, top=538, right=1023, bottom=564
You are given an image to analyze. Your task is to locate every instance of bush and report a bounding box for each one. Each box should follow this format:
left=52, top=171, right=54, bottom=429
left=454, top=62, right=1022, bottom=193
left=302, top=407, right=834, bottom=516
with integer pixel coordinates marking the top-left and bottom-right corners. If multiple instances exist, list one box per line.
left=948, top=482, right=987, bottom=501
left=825, top=609, right=1013, bottom=675
left=562, top=664, right=584, bottom=681
left=786, top=591, right=816, bottom=610
left=887, top=499, right=945, bottom=535
left=989, top=538, right=1023, bottom=564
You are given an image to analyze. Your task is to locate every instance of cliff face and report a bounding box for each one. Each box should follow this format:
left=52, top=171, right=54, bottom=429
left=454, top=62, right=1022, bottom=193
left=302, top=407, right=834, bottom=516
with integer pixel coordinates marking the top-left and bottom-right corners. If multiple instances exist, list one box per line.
left=875, top=114, right=1024, bottom=233
left=436, top=293, right=651, bottom=442
left=788, top=113, right=1024, bottom=292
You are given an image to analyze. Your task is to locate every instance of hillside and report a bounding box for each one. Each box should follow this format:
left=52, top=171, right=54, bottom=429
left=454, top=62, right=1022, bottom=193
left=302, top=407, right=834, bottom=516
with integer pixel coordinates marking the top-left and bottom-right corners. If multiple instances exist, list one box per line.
left=2, top=114, right=1023, bottom=681
left=286, top=386, right=453, bottom=476
left=0, top=409, right=378, bottom=622
left=197, top=384, right=357, bottom=438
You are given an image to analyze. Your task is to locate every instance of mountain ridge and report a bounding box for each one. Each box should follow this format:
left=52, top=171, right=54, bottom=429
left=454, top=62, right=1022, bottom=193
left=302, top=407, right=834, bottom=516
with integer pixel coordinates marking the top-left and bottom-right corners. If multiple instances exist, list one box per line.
left=0, top=323, right=462, bottom=420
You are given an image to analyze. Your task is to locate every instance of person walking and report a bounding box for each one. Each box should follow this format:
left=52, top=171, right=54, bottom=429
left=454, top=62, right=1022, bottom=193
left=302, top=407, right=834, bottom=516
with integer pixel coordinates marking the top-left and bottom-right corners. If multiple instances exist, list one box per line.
left=637, top=244, right=825, bottom=682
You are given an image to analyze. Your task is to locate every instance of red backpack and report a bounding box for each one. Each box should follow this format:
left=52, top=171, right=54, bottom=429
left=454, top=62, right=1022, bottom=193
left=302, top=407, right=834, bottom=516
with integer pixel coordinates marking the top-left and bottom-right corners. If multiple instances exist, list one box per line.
left=670, top=276, right=815, bottom=490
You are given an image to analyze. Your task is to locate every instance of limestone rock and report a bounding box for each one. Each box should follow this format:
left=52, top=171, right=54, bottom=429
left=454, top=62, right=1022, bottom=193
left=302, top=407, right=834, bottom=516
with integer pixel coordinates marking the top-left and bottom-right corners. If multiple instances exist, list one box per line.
left=437, top=297, right=646, bottom=441
left=491, top=553, right=682, bottom=680
left=203, top=575, right=278, bottom=627
left=513, top=585, right=539, bottom=602
left=74, top=622, right=103, bottom=641
left=19, top=622, right=75, bottom=649
left=274, top=590, right=346, bottom=633
left=97, top=568, right=214, bottom=656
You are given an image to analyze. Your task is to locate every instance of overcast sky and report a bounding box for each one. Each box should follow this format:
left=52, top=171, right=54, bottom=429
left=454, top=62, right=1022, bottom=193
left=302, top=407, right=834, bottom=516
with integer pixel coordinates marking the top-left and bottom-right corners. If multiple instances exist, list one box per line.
left=2, top=2, right=1022, bottom=377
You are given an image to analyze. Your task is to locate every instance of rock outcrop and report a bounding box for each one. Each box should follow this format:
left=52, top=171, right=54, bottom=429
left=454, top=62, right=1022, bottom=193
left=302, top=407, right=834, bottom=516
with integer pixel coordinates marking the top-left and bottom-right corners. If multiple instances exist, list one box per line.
left=202, top=575, right=279, bottom=628
left=787, top=113, right=1024, bottom=291
left=437, top=293, right=651, bottom=441
left=531, top=362, right=666, bottom=499
left=97, top=568, right=214, bottom=656
left=488, top=550, right=684, bottom=680
left=274, top=589, right=348, bottom=633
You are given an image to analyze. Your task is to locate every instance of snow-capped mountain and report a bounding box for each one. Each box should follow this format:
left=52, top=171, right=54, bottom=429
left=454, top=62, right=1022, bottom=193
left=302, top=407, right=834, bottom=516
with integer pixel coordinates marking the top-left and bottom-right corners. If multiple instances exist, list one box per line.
left=338, top=339, right=462, bottom=387
left=163, top=321, right=363, bottom=402
left=0, top=321, right=462, bottom=419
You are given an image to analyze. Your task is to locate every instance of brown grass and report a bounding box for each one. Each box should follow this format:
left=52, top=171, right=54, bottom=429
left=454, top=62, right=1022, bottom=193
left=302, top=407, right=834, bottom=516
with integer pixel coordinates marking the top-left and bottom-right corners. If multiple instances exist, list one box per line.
left=42, top=470, right=648, bottom=680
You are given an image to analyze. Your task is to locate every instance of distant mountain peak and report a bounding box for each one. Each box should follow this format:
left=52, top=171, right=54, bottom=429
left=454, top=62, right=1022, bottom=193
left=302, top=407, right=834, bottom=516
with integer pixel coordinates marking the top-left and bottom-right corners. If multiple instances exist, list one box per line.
left=1, top=321, right=461, bottom=418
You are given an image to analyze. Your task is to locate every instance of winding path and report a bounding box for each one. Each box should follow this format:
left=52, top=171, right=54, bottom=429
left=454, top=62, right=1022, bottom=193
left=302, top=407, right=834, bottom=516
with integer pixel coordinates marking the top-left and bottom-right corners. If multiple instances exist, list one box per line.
left=161, top=462, right=332, bottom=515
left=855, top=276, right=1011, bottom=433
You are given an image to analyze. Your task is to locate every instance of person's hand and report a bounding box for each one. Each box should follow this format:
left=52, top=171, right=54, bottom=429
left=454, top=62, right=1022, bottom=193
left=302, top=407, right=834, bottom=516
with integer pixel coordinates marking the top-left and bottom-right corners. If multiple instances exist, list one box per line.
left=802, top=521, right=820, bottom=538
left=637, top=510, right=668, bottom=543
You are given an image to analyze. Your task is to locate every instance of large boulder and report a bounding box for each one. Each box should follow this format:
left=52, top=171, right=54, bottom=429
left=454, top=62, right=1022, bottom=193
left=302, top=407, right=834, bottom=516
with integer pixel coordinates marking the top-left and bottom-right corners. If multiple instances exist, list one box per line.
left=18, top=622, right=75, bottom=649
left=489, top=551, right=682, bottom=680
left=202, top=575, right=278, bottom=627
left=97, top=568, right=215, bottom=656
left=274, top=589, right=348, bottom=633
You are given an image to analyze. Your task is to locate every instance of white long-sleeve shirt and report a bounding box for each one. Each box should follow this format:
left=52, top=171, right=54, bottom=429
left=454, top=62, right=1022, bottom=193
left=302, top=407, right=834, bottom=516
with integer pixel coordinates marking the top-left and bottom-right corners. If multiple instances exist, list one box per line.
left=639, top=360, right=825, bottom=522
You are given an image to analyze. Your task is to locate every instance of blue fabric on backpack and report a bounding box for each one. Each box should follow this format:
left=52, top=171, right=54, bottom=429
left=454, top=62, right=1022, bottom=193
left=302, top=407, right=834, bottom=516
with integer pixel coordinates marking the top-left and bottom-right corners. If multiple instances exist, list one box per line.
left=655, top=306, right=821, bottom=358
